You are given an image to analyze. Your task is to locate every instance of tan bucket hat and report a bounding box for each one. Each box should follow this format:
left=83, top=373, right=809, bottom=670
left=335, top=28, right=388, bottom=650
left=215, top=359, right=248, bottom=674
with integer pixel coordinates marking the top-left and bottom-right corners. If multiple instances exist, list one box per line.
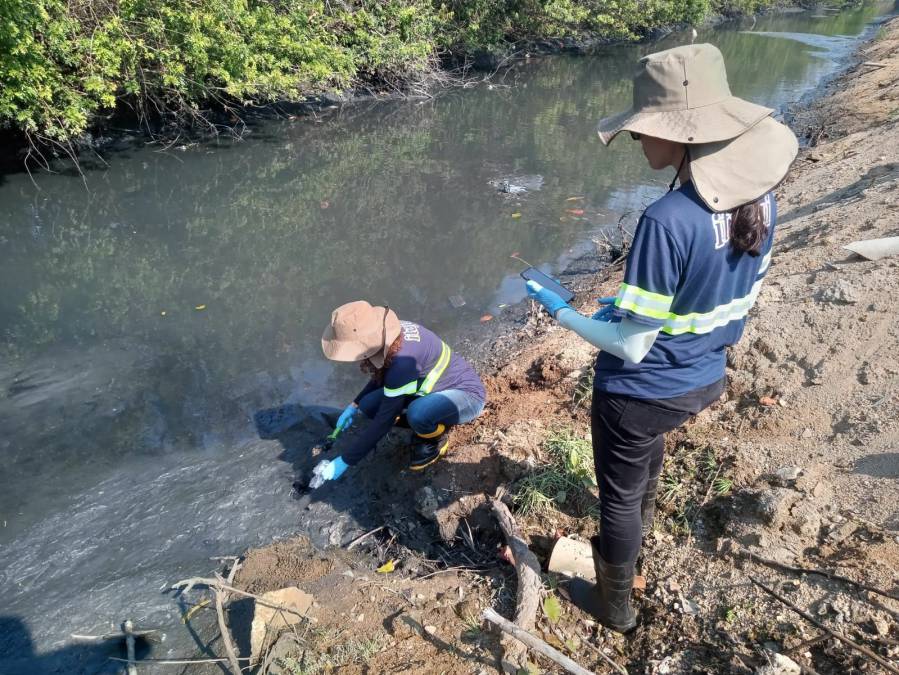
left=321, top=301, right=402, bottom=366
left=596, top=43, right=772, bottom=145
left=596, top=43, right=797, bottom=212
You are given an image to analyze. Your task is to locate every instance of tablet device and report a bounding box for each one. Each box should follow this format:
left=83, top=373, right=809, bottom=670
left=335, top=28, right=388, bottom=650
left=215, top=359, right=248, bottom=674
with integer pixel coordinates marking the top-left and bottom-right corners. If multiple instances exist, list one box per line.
left=520, top=267, right=575, bottom=303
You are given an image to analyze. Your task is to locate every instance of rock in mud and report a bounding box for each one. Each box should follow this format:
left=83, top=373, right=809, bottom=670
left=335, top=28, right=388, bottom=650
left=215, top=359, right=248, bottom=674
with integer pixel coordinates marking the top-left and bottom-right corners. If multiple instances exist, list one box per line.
left=818, top=279, right=858, bottom=304
left=773, top=466, right=803, bottom=486
left=754, top=488, right=802, bottom=527
left=250, top=587, right=314, bottom=662
left=756, top=653, right=801, bottom=675
left=415, top=486, right=439, bottom=520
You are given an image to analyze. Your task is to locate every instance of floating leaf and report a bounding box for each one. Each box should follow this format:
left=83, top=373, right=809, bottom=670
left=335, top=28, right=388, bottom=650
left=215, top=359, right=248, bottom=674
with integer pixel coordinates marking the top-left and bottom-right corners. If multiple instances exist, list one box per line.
left=160, top=311, right=167, bottom=316
left=480, top=314, right=494, bottom=323
left=565, top=208, right=585, bottom=216
left=182, top=598, right=210, bottom=623
left=376, top=559, right=396, bottom=574
left=194, top=304, right=207, bottom=311
left=566, top=196, right=584, bottom=202
left=543, top=595, right=562, bottom=623
left=511, top=213, right=522, bottom=219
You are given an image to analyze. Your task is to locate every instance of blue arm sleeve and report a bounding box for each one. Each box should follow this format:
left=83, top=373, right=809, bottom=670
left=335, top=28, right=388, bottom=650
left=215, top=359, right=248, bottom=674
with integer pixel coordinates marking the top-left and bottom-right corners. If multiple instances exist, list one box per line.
left=353, top=379, right=380, bottom=405
left=341, top=394, right=405, bottom=465
left=342, top=358, right=419, bottom=465
left=557, top=309, right=660, bottom=364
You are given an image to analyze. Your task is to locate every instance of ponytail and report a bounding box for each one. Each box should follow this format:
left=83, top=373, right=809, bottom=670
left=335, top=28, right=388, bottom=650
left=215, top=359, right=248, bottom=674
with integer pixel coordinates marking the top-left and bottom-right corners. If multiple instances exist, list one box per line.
left=729, top=198, right=767, bottom=257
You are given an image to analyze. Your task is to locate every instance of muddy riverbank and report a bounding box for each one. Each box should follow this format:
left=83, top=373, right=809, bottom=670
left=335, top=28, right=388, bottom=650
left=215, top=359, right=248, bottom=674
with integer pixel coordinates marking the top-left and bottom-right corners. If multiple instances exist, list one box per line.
left=197, top=13, right=899, bottom=675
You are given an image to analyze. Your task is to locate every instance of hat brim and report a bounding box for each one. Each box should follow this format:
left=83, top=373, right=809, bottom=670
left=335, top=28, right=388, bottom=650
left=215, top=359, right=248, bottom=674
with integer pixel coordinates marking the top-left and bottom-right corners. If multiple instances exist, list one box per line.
left=596, top=96, right=773, bottom=146
left=690, top=116, right=798, bottom=212
left=321, top=309, right=402, bottom=362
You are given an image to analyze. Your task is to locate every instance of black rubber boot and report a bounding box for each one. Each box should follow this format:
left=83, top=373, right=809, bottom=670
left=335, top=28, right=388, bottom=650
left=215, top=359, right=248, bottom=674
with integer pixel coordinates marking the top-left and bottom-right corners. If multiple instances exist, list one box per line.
left=409, top=426, right=450, bottom=471
left=641, top=477, right=659, bottom=537
left=568, top=538, right=637, bottom=633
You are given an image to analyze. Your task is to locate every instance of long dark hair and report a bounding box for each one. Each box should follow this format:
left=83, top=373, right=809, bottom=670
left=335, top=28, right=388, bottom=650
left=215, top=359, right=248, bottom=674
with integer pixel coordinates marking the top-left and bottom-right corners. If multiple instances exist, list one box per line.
left=729, top=197, right=767, bottom=257
left=360, top=334, right=404, bottom=384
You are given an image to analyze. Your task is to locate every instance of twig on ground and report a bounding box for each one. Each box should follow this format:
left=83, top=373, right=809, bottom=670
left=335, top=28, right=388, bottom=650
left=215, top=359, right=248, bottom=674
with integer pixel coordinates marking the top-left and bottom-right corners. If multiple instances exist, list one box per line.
left=482, top=608, right=594, bottom=675
left=346, top=525, right=386, bottom=550
left=749, top=575, right=899, bottom=675
left=490, top=487, right=543, bottom=671
left=575, top=630, right=630, bottom=675
left=732, top=546, right=899, bottom=601
left=415, top=565, right=492, bottom=580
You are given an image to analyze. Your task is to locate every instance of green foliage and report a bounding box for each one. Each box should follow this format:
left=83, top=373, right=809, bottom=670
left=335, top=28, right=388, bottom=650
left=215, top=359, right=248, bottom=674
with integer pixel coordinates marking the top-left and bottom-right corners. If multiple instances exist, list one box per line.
left=514, top=428, right=596, bottom=517
left=0, top=0, right=787, bottom=142
left=543, top=594, right=563, bottom=623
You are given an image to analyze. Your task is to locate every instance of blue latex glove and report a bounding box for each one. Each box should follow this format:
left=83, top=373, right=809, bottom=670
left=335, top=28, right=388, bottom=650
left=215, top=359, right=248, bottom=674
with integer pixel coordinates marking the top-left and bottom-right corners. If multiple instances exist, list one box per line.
left=591, top=296, right=617, bottom=321
left=309, top=456, right=349, bottom=488
left=335, top=403, right=358, bottom=433
left=526, top=280, right=570, bottom=317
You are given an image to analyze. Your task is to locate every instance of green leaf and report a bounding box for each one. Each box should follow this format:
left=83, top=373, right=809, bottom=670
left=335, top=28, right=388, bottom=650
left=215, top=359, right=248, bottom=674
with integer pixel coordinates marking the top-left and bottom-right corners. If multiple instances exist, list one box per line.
left=543, top=595, right=562, bottom=624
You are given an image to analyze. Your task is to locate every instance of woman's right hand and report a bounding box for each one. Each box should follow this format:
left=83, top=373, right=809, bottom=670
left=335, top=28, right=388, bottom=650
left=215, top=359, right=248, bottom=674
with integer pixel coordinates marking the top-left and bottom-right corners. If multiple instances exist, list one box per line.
left=335, top=403, right=358, bottom=432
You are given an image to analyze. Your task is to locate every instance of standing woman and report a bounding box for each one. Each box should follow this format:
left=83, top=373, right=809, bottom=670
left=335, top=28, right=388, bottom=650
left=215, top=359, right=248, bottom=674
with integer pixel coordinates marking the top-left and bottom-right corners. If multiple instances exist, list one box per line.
left=526, top=44, right=797, bottom=632
left=311, top=301, right=486, bottom=485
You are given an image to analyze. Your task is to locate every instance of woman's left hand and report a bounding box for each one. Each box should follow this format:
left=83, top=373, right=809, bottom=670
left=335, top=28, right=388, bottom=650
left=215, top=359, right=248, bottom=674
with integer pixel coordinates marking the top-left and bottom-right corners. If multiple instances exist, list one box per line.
left=526, top=280, right=569, bottom=317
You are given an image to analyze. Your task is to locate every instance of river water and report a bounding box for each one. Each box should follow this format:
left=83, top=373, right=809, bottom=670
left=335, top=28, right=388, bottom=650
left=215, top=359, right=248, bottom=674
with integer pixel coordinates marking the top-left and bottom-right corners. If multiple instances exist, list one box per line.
left=0, top=4, right=895, bottom=672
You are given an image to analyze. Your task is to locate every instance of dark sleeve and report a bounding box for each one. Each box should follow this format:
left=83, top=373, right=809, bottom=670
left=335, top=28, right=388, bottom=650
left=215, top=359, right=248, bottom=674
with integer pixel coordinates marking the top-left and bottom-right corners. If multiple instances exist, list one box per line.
left=341, top=393, right=405, bottom=466
left=353, top=378, right=380, bottom=404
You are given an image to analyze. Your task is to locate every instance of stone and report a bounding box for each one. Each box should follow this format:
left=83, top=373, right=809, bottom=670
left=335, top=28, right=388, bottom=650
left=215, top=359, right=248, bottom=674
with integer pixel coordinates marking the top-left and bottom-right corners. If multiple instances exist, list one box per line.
left=756, top=652, right=801, bottom=675
left=827, top=521, right=859, bottom=544
left=818, top=280, right=858, bottom=305
left=774, top=466, right=803, bottom=485
left=789, top=501, right=822, bottom=540
left=755, top=488, right=801, bottom=527
left=250, top=587, right=314, bottom=662
left=415, top=486, right=439, bottom=520
left=424, top=625, right=438, bottom=635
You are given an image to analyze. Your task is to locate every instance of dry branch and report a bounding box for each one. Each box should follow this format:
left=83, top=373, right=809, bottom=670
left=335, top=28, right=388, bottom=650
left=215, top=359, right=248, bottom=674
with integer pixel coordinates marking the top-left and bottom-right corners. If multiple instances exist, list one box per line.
left=729, top=544, right=899, bottom=601
left=490, top=489, right=543, bottom=672
left=750, top=576, right=899, bottom=675
left=482, top=608, right=594, bottom=675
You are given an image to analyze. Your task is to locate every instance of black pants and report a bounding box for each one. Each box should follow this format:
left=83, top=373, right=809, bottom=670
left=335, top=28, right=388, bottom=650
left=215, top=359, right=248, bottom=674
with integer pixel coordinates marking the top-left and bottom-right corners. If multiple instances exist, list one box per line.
left=591, top=378, right=725, bottom=565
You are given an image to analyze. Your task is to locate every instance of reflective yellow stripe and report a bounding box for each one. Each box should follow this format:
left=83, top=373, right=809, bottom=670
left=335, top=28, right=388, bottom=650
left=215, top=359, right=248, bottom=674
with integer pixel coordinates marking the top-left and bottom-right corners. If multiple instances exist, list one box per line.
left=384, top=381, right=418, bottom=397
left=615, top=282, right=674, bottom=320
left=616, top=280, right=764, bottom=335
left=417, top=423, right=446, bottom=439
left=660, top=279, right=763, bottom=335
left=417, top=341, right=451, bottom=396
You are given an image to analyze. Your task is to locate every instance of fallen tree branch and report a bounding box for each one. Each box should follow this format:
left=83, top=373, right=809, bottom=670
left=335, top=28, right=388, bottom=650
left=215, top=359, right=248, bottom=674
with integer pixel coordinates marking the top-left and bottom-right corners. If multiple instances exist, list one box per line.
left=214, top=573, right=242, bottom=675
left=491, top=488, right=542, bottom=672
left=482, top=608, right=594, bottom=675
left=749, top=576, right=899, bottom=675
left=730, top=545, right=899, bottom=601
left=170, top=578, right=306, bottom=617
left=346, top=525, right=386, bottom=550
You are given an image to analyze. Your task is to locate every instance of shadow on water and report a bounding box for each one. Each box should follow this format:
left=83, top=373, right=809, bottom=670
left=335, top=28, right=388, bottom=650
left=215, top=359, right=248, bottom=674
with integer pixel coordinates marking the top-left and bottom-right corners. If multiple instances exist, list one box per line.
left=254, top=401, right=531, bottom=556
left=0, top=616, right=150, bottom=675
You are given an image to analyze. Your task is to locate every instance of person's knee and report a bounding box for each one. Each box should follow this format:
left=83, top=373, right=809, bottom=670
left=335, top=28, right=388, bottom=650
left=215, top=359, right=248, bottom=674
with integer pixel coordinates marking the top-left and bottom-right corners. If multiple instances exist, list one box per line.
left=407, top=403, right=443, bottom=435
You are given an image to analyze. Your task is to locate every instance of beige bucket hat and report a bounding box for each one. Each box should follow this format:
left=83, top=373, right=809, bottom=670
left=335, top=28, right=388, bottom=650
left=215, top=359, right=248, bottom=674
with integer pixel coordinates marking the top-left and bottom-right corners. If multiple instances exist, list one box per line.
left=596, top=43, right=797, bottom=212
left=321, top=301, right=402, bottom=367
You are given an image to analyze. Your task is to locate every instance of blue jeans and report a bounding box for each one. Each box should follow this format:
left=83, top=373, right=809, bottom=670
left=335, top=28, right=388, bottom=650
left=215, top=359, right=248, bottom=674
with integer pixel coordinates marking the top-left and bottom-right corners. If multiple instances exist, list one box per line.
left=357, top=388, right=485, bottom=436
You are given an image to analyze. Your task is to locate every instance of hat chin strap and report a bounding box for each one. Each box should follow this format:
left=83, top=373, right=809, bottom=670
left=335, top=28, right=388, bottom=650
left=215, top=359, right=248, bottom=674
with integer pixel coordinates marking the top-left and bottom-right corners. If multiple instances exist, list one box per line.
left=669, top=148, right=689, bottom=192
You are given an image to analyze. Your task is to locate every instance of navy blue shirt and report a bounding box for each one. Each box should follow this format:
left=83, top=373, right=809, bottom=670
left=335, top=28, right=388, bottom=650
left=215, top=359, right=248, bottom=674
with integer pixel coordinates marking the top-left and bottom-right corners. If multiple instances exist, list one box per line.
left=595, top=182, right=775, bottom=399
left=344, top=322, right=485, bottom=464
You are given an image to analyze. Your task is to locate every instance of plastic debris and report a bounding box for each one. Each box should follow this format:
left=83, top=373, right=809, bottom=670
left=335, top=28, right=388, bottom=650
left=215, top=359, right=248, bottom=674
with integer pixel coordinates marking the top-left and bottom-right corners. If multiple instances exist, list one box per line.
left=843, top=236, right=899, bottom=260
left=480, top=314, right=494, bottom=323
left=565, top=209, right=585, bottom=216
left=376, top=559, right=396, bottom=574
left=194, top=304, right=206, bottom=311
left=449, top=295, right=466, bottom=308
left=511, top=212, right=522, bottom=218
